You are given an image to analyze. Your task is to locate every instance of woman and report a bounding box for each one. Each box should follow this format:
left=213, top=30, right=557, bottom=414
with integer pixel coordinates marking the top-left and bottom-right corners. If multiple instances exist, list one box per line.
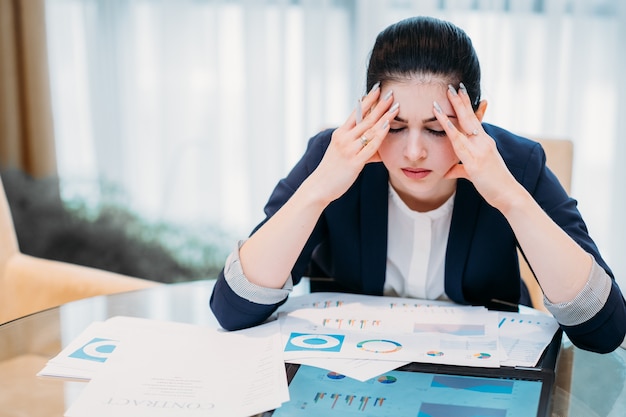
left=210, top=16, right=626, bottom=353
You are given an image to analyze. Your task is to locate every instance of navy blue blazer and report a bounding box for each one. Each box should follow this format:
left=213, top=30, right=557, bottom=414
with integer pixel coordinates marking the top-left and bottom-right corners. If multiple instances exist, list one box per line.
left=211, top=123, right=626, bottom=353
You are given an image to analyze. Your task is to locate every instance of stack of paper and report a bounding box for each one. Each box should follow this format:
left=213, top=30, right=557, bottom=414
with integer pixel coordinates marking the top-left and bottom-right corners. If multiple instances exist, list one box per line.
left=40, top=316, right=288, bottom=417
left=39, top=293, right=559, bottom=415
left=277, top=292, right=559, bottom=380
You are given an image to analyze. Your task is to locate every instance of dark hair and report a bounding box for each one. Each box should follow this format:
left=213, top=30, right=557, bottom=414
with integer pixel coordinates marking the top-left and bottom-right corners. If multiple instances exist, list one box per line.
left=366, top=16, right=481, bottom=110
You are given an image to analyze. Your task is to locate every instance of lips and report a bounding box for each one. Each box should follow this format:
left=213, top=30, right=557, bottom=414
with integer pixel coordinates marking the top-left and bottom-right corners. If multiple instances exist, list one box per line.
left=401, top=168, right=431, bottom=179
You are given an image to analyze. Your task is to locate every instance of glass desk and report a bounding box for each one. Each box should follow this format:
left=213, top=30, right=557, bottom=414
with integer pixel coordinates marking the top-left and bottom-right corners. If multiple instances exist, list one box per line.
left=0, top=280, right=625, bottom=417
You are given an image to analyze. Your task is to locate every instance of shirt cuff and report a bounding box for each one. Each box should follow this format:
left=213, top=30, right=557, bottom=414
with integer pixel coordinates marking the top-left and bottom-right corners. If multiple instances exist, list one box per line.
left=543, top=256, right=612, bottom=326
left=223, top=240, right=293, bottom=305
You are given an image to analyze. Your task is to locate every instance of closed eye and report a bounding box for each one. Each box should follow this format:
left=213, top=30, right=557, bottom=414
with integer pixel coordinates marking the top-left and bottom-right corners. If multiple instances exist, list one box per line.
left=388, top=127, right=447, bottom=137
left=428, top=129, right=447, bottom=137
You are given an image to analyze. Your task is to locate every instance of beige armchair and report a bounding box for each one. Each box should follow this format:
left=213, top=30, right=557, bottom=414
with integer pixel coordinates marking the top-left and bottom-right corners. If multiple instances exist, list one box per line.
left=0, top=177, right=158, bottom=324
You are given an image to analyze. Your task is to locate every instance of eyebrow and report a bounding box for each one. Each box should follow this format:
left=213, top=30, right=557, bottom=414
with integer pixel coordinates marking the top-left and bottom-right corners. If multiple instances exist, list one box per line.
left=394, top=115, right=457, bottom=123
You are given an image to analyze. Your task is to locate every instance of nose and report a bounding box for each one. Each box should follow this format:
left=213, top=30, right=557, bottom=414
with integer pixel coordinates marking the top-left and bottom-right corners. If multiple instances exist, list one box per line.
left=404, top=132, right=427, bottom=161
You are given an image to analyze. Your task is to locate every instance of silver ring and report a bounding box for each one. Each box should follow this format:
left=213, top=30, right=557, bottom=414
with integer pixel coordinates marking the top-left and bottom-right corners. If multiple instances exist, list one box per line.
left=360, top=135, right=370, bottom=147
left=470, top=129, right=479, bottom=136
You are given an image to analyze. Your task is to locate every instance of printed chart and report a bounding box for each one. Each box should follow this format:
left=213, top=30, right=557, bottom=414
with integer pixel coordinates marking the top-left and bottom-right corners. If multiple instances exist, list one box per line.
left=278, top=292, right=559, bottom=373
left=279, top=301, right=502, bottom=367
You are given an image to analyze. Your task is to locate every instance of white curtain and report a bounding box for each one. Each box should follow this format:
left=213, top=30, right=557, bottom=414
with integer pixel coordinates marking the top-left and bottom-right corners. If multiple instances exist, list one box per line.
left=45, top=0, right=626, bottom=289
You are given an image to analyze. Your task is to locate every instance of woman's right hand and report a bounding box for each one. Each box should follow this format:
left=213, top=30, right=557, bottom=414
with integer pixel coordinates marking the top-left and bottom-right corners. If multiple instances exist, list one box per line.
left=309, top=84, right=399, bottom=205
left=239, top=84, right=398, bottom=290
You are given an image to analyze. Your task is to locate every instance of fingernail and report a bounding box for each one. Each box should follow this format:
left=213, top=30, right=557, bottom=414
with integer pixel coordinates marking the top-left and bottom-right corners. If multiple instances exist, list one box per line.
left=448, top=84, right=458, bottom=96
left=369, top=82, right=380, bottom=94
left=389, top=102, right=399, bottom=112
left=459, top=82, right=468, bottom=95
left=382, top=120, right=389, bottom=129
left=383, top=90, right=393, bottom=101
left=433, top=101, right=442, bottom=113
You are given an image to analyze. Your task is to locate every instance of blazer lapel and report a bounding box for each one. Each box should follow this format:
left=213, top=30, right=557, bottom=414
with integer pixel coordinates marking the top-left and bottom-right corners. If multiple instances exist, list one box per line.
left=445, top=179, right=482, bottom=303
left=359, top=164, right=389, bottom=295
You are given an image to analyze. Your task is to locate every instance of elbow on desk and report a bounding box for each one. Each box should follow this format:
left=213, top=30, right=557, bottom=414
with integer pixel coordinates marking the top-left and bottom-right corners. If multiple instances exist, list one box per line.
left=563, top=288, right=626, bottom=354
left=567, top=326, right=626, bottom=354
left=209, top=274, right=281, bottom=331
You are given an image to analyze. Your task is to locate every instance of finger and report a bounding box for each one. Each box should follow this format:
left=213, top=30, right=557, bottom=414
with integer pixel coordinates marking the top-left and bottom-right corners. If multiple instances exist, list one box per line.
left=432, top=100, right=471, bottom=160
left=356, top=101, right=399, bottom=159
left=356, top=121, right=388, bottom=161
left=333, top=86, right=388, bottom=156
left=356, top=89, right=394, bottom=136
left=353, top=82, right=383, bottom=126
left=447, top=84, right=482, bottom=137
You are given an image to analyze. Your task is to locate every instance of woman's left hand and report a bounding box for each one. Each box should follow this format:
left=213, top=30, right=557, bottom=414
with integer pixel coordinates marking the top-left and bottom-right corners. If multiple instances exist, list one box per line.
left=432, top=84, right=522, bottom=212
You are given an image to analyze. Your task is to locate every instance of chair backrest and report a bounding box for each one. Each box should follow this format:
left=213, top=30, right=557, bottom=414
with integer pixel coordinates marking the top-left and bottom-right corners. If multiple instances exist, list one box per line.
left=520, top=138, right=574, bottom=311
left=537, top=138, right=574, bottom=194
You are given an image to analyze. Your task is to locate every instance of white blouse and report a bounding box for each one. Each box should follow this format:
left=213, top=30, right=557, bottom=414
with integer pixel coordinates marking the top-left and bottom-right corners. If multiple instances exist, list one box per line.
left=383, top=185, right=455, bottom=300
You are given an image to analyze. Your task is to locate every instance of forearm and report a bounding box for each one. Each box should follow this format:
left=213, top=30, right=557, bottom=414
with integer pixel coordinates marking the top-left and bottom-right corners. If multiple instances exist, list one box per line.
left=499, top=184, right=591, bottom=303
left=240, top=174, right=330, bottom=289
left=543, top=258, right=611, bottom=325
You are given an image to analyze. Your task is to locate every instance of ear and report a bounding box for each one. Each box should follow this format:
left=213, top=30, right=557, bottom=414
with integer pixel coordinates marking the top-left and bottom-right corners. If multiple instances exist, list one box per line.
left=474, top=100, right=488, bottom=122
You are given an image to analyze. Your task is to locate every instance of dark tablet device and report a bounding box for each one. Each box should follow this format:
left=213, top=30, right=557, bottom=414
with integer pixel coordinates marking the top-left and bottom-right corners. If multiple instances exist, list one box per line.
left=263, top=330, right=562, bottom=417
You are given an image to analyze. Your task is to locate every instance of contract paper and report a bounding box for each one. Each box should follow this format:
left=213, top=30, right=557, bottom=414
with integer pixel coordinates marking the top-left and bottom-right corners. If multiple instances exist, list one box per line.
left=38, top=317, right=205, bottom=381
left=61, top=317, right=288, bottom=417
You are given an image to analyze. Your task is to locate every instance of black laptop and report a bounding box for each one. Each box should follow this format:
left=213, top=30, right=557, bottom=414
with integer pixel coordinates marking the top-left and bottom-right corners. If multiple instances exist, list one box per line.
left=263, top=330, right=562, bottom=417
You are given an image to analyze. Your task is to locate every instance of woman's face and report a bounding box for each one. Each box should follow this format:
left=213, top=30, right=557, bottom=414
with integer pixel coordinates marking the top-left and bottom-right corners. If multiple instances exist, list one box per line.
left=377, top=78, right=466, bottom=212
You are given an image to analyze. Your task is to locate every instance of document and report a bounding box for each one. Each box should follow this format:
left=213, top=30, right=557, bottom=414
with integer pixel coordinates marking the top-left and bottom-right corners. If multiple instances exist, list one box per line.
left=60, top=317, right=288, bottom=417
left=37, top=320, right=111, bottom=380
left=498, top=312, right=560, bottom=367
left=41, top=292, right=559, bottom=416
left=38, top=317, right=206, bottom=381
left=278, top=295, right=502, bottom=368
left=277, top=292, right=559, bottom=379
left=280, top=292, right=458, bottom=313
left=287, top=357, right=410, bottom=382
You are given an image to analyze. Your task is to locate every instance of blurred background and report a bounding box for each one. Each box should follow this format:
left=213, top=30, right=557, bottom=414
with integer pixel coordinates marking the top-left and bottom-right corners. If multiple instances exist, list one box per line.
left=1, top=0, right=625, bottom=289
